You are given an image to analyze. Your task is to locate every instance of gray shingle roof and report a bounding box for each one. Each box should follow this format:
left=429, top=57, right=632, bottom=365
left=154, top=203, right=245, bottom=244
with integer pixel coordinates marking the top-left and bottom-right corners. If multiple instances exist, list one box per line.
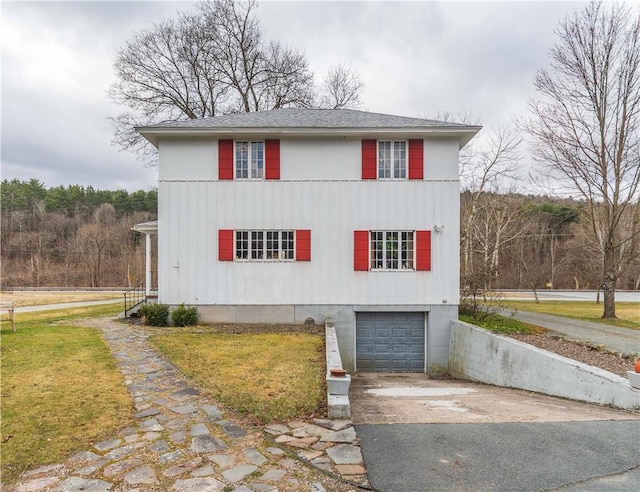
left=144, top=108, right=469, bottom=129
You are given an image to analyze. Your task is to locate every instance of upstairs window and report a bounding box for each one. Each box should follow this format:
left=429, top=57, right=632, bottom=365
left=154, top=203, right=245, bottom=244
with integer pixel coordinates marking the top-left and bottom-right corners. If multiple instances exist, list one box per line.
left=378, top=141, right=407, bottom=179
left=236, top=141, right=264, bottom=179
left=370, top=231, right=414, bottom=270
left=362, top=139, right=423, bottom=180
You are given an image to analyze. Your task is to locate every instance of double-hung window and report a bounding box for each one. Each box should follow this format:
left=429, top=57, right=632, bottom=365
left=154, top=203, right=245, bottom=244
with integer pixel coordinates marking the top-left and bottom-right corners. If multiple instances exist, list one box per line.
left=370, top=231, right=415, bottom=270
left=236, top=141, right=264, bottom=179
left=378, top=141, right=407, bottom=179
left=235, top=230, right=295, bottom=260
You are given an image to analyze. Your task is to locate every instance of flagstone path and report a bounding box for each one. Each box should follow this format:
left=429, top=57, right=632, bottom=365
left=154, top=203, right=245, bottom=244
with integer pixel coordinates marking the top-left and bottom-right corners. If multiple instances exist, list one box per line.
left=6, top=319, right=369, bottom=492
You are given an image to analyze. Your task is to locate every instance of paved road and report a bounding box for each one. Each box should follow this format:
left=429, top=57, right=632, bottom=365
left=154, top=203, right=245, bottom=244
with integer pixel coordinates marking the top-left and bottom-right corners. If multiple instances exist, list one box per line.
left=13, top=299, right=122, bottom=313
left=501, top=290, right=639, bottom=302
left=500, top=309, right=640, bottom=356
left=357, top=421, right=640, bottom=492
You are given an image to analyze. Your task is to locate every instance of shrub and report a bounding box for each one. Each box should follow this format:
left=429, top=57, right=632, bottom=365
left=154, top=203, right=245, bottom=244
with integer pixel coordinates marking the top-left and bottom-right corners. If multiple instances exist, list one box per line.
left=171, top=304, right=198, bottom=327
left=139, top=303, right=169, bottom=326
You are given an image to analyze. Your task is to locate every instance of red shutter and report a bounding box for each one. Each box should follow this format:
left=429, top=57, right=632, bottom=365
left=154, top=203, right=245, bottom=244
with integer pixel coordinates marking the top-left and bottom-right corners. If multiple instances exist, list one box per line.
left=218, top=229, right=234, bottom=261
left=218, top=140, right=234, bottom=180
left=361, top=140, right=377, bottom=180
left=354, top=230, right=369, bottom=271
left=265, top=139, right=280, bottom=180
left=416, top=230, right=431, bottom=271
left=409, top=139, right=424, bottom=180
left=296, top=229, right=311, bottom=261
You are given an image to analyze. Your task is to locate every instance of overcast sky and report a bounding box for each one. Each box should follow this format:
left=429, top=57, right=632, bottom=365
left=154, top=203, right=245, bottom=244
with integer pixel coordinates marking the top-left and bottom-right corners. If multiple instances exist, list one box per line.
left=1, top=0, right=589, bottom=192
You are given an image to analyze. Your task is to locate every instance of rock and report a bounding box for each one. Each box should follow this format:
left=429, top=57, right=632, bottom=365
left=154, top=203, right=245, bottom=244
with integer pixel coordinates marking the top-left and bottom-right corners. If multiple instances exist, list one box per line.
left=124, top=465, right=158, bottom=485
left=335, top=464, right=366, bottom=475
left=16, top=477, right=60, bottom=491
left=171, top=404, right=197, bottom=415
left=222, top=464, right=258, bottom=483
left=191, top=423, right=210, bottom=436
left=266, top=447, right=285, bottom=456
left=191, top=435, right=227, bottom=453
left=191, top=465, right=215, bottom=477
left=244, top=447, right=267, bottom=466
left=223, top=425, right=247, bottom=438
left=208, top=453, right=235, bottom=468
left=326, top=444, right=363, bottom=465
left=260, top=469, right=286, bottom=482
left=172, top=477, right=224, bottom=491
left=310, top=457, right=332, bottom=471
left=320, top=427, right=357, bottom=443
left=298, top=450, right=324, bottom=461
left=313, top=418, right=353, bottom=431
left=94, top=438, right=122, bottom=452
left=264, top=424, right=290, bottom=435
left=135, top=408, right=159, bottom=418
left=52, top=477, right=112, bottom=491
left=274, top=434, right=296, bottom=444
left=310, top=482, right=327, bottom=492
left=201, top=404, right=222, bottom=419
left=103, top=458, right=142, bottom=478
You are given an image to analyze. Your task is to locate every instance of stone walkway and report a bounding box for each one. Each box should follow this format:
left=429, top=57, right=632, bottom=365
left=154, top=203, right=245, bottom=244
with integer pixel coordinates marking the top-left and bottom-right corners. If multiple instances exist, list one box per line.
left=6, top=319, right=369, bottom=492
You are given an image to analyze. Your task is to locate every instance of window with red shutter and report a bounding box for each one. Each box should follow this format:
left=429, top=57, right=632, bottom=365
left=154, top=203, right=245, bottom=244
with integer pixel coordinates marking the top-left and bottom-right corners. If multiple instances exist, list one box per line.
left=218, top=140, right=234, bottom=180
left=361, top=140, right=377, bottom=180
left=218, top=229, right=234, bottom=261
left=354, top=230, right=369, bottom=270
left=416, top=230, right=432, bottom=271
left=265, top=139, right=280, bottom=180
left=296, top=229, right=311, bottom=261
left=408, top=139, right=424, bottom=180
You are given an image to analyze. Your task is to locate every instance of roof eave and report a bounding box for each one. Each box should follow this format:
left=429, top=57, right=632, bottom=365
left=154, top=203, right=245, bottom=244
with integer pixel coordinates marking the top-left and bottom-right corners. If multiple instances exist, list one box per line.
left=136, top=126, right=482, bottom=149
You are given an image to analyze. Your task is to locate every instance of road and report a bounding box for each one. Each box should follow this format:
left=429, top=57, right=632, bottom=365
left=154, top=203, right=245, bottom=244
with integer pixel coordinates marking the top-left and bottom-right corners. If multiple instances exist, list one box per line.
left=13, top=299, right=122, bottom=313
left=499, top=309, right=639, bottom=355
left=501, top=290, right=639, bottom=302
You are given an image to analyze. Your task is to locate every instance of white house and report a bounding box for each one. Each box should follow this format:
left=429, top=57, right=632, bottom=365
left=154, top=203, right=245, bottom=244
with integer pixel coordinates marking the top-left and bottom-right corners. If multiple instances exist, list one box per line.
left=136, top=108, right=480, bottom=374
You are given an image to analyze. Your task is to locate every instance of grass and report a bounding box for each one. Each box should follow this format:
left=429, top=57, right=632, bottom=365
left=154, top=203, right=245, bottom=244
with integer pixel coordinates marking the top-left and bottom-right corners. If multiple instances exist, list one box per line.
left=0, top=304, right=134, bottom=484
left=501, top=300, right=640, bottom=330
left=459, top=313, right=543, bottom=335
left=151, top=329, right=326, bottom=425
left=0, top=291, right=122, bottom=307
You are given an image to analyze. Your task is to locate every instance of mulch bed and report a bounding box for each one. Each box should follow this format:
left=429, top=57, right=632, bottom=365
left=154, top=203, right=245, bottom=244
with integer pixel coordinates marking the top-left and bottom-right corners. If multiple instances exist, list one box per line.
left=508, top=332, right=637, bottom=378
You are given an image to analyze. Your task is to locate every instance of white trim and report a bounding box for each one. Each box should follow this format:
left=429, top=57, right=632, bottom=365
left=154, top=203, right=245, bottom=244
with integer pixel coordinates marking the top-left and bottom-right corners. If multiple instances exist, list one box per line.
left=235, top=229, right=296, bottom=261
left=370, top=230, right=415, bottom=271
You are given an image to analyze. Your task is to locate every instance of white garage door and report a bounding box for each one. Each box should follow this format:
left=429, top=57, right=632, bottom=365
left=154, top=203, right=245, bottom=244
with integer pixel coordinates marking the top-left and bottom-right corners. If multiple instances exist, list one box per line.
left=356, top=312, right=425, bottom=372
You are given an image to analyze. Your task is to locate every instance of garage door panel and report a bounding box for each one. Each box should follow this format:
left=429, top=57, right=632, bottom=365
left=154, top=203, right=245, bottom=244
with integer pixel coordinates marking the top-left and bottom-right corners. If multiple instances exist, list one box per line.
left=356, top=312, right=425, bottom=373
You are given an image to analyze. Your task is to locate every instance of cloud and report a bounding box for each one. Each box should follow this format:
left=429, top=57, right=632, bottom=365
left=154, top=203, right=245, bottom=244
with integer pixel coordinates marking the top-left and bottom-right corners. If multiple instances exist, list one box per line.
left=1, top=0, right=581, bottom=193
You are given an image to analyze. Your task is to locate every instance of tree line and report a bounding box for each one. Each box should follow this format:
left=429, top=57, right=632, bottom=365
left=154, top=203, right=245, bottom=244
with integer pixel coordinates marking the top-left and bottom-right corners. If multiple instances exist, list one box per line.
left=0, top=179, right=157, bottom=288
left=1, top=179, right=638, bottom=292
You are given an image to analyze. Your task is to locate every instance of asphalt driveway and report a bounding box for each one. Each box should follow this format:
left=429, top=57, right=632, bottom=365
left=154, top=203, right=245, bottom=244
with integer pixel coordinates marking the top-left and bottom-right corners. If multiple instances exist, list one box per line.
left=352, top=373, right=640, bottom=491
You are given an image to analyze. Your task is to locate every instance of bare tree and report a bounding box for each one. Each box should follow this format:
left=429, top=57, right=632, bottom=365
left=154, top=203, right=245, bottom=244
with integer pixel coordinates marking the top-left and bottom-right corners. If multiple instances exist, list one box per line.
left=459, top=123, right=522, bottom=277
left=317, top=64, right=364, bottom=109
left=110, top=0, right=326, bottom=161
left=525, top=1, right=640, bottom=318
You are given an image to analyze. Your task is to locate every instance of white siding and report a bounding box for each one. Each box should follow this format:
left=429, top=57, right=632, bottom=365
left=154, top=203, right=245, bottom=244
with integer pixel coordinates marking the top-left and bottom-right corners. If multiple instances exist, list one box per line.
left=424, top=138, right=459, bottom=181
left=280, top=138, right=361, bottom=180
left=159, top=139, right=218, bottom=180
left=158, top=179, right=460, bottom=307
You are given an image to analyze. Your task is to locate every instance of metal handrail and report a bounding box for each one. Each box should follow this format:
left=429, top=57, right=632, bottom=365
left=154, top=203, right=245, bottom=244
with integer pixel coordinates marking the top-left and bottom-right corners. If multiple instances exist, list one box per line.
left=123, top=282, right=145, bottom=317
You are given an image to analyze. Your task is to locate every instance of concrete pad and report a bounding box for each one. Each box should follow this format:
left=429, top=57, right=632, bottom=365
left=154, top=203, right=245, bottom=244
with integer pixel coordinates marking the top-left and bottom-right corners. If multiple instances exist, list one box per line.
left=350, top=372, right=640, bottom=424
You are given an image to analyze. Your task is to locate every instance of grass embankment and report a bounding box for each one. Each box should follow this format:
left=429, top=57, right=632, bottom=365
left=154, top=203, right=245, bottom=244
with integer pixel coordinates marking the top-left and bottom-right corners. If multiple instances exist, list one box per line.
left=151, top=329, right=325, bottom=425
left=459, top=313, right=542, bottom=335
left=502, top=300, right=640, bottom=330
left=0, top=304, right=134, bottom=484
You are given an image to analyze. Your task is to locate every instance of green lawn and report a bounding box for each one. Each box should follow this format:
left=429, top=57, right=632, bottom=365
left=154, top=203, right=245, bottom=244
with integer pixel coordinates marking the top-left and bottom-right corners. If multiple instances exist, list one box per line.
left=501, top=300, right=640, bottom=330
left=151, top=329, right=326, bottom=424
left=0, top=305, right=134, bottom=484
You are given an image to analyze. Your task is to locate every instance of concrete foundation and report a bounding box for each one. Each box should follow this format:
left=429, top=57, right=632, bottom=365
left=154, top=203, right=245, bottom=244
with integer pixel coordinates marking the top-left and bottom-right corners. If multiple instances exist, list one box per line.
left=188, top=303, right=457, bottom=374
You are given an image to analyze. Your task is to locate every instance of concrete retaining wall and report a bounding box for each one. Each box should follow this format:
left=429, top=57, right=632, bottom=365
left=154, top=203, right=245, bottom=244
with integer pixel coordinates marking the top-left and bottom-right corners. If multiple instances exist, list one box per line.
left=449, top=320, right=640, bottom=411
left=325, top=319, right=351, bottom=418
